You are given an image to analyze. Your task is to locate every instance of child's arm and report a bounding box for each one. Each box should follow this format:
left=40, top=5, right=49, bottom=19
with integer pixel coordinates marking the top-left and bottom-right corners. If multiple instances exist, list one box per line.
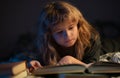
left=58, top=55, right=89, bottom=67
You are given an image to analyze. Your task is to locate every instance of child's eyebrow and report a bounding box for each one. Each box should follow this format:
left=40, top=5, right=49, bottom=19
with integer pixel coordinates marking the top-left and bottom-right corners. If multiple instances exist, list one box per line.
left=53, top=24, right=75, bottom=32
left=52, top=27, right=62, bottom=32
left=51, top=26, right=60, bottom=32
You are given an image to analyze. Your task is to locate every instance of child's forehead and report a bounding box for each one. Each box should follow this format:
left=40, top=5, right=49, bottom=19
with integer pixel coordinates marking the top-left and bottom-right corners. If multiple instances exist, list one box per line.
left=57, top=19, right=75, bottom=26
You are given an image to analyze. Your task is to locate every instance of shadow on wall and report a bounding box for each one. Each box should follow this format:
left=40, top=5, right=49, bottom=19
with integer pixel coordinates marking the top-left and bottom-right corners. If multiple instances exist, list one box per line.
left=0, top=32, right=36, bottom=62
left=93, top=20, right=120, bottom=39
left=93, top=20, right=120, bottom=54
left=10, top=32, right=36, bottom=57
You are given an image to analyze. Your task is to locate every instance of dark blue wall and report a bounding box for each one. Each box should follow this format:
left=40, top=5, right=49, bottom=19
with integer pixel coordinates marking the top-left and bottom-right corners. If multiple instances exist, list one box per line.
left=0, top=0, right=120, bottom=61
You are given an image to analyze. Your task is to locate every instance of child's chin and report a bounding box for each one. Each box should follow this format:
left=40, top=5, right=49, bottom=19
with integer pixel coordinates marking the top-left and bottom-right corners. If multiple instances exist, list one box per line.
left=64, top=44, right=74, bottom=48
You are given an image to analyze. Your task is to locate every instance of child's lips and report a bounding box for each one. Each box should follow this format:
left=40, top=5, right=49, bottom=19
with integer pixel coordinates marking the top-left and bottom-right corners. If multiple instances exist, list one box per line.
left=65, top=39, right=73, bottom=43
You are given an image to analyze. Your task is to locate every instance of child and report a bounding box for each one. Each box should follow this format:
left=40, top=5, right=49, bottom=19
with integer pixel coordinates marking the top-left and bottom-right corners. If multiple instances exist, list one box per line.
left=8, top=1, right=101, bottom=72
left=29, top=1, right=101, bottom=71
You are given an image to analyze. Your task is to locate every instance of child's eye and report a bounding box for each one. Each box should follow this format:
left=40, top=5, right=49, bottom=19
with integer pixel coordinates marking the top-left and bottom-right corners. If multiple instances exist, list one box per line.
left=56, top=31, right=63, bottom=34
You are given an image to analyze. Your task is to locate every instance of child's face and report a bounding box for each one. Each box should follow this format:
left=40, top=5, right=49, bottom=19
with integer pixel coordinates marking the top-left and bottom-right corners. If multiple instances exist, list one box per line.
left=51, top=20, right=78, bottom=47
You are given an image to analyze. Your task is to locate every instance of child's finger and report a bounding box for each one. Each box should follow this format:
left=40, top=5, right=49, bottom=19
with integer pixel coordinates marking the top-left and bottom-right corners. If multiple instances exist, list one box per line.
left=29, top=67, right=34, bottom=73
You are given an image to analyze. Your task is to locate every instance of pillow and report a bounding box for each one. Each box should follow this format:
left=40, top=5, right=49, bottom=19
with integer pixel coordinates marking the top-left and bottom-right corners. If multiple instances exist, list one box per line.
left=99, top=52, right=120, bottom=63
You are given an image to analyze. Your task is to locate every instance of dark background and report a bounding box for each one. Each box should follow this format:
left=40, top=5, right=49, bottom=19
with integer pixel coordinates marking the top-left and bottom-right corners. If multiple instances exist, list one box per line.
left=0, top=0, right=120, bottom=61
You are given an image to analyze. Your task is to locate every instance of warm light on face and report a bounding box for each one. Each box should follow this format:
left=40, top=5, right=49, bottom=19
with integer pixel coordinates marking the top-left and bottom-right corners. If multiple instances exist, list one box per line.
left=52, top=19, right=78, bottom=47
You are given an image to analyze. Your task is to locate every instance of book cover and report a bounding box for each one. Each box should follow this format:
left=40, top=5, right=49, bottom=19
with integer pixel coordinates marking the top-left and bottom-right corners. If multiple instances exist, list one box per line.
left=12, top=70, right=28, bottom=78
left=58, top=73, right=110, bottom=78
left=0, top=61, right=27, bottom=77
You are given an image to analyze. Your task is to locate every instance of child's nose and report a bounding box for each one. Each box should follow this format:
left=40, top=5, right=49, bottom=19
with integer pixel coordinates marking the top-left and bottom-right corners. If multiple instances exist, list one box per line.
left=63, top=31, right=70, bottom=38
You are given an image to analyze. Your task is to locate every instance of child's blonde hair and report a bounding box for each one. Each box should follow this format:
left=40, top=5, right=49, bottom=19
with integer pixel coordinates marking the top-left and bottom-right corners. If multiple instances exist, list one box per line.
left=36, top=1, right=99, bottom=65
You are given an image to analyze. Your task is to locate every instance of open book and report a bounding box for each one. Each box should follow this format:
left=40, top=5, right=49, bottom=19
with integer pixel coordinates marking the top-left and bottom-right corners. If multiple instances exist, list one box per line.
left=32, top=61, right=120, bottom=76
left=0, top=61, right=28, bottom=77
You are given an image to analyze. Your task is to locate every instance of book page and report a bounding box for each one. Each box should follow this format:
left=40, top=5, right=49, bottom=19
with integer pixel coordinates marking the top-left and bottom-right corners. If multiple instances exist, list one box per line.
left=88, top=61, right=120, bottom=74
left=32, top=64, right=86, bottom=75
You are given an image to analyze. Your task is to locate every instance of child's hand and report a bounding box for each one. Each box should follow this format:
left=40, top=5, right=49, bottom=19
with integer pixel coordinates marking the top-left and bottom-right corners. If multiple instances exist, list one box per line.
left=29, top=60, right=43, bottom=72
left=85, top=63, right=94, bottom=68
left=58, top=55, right=86, bottom=66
